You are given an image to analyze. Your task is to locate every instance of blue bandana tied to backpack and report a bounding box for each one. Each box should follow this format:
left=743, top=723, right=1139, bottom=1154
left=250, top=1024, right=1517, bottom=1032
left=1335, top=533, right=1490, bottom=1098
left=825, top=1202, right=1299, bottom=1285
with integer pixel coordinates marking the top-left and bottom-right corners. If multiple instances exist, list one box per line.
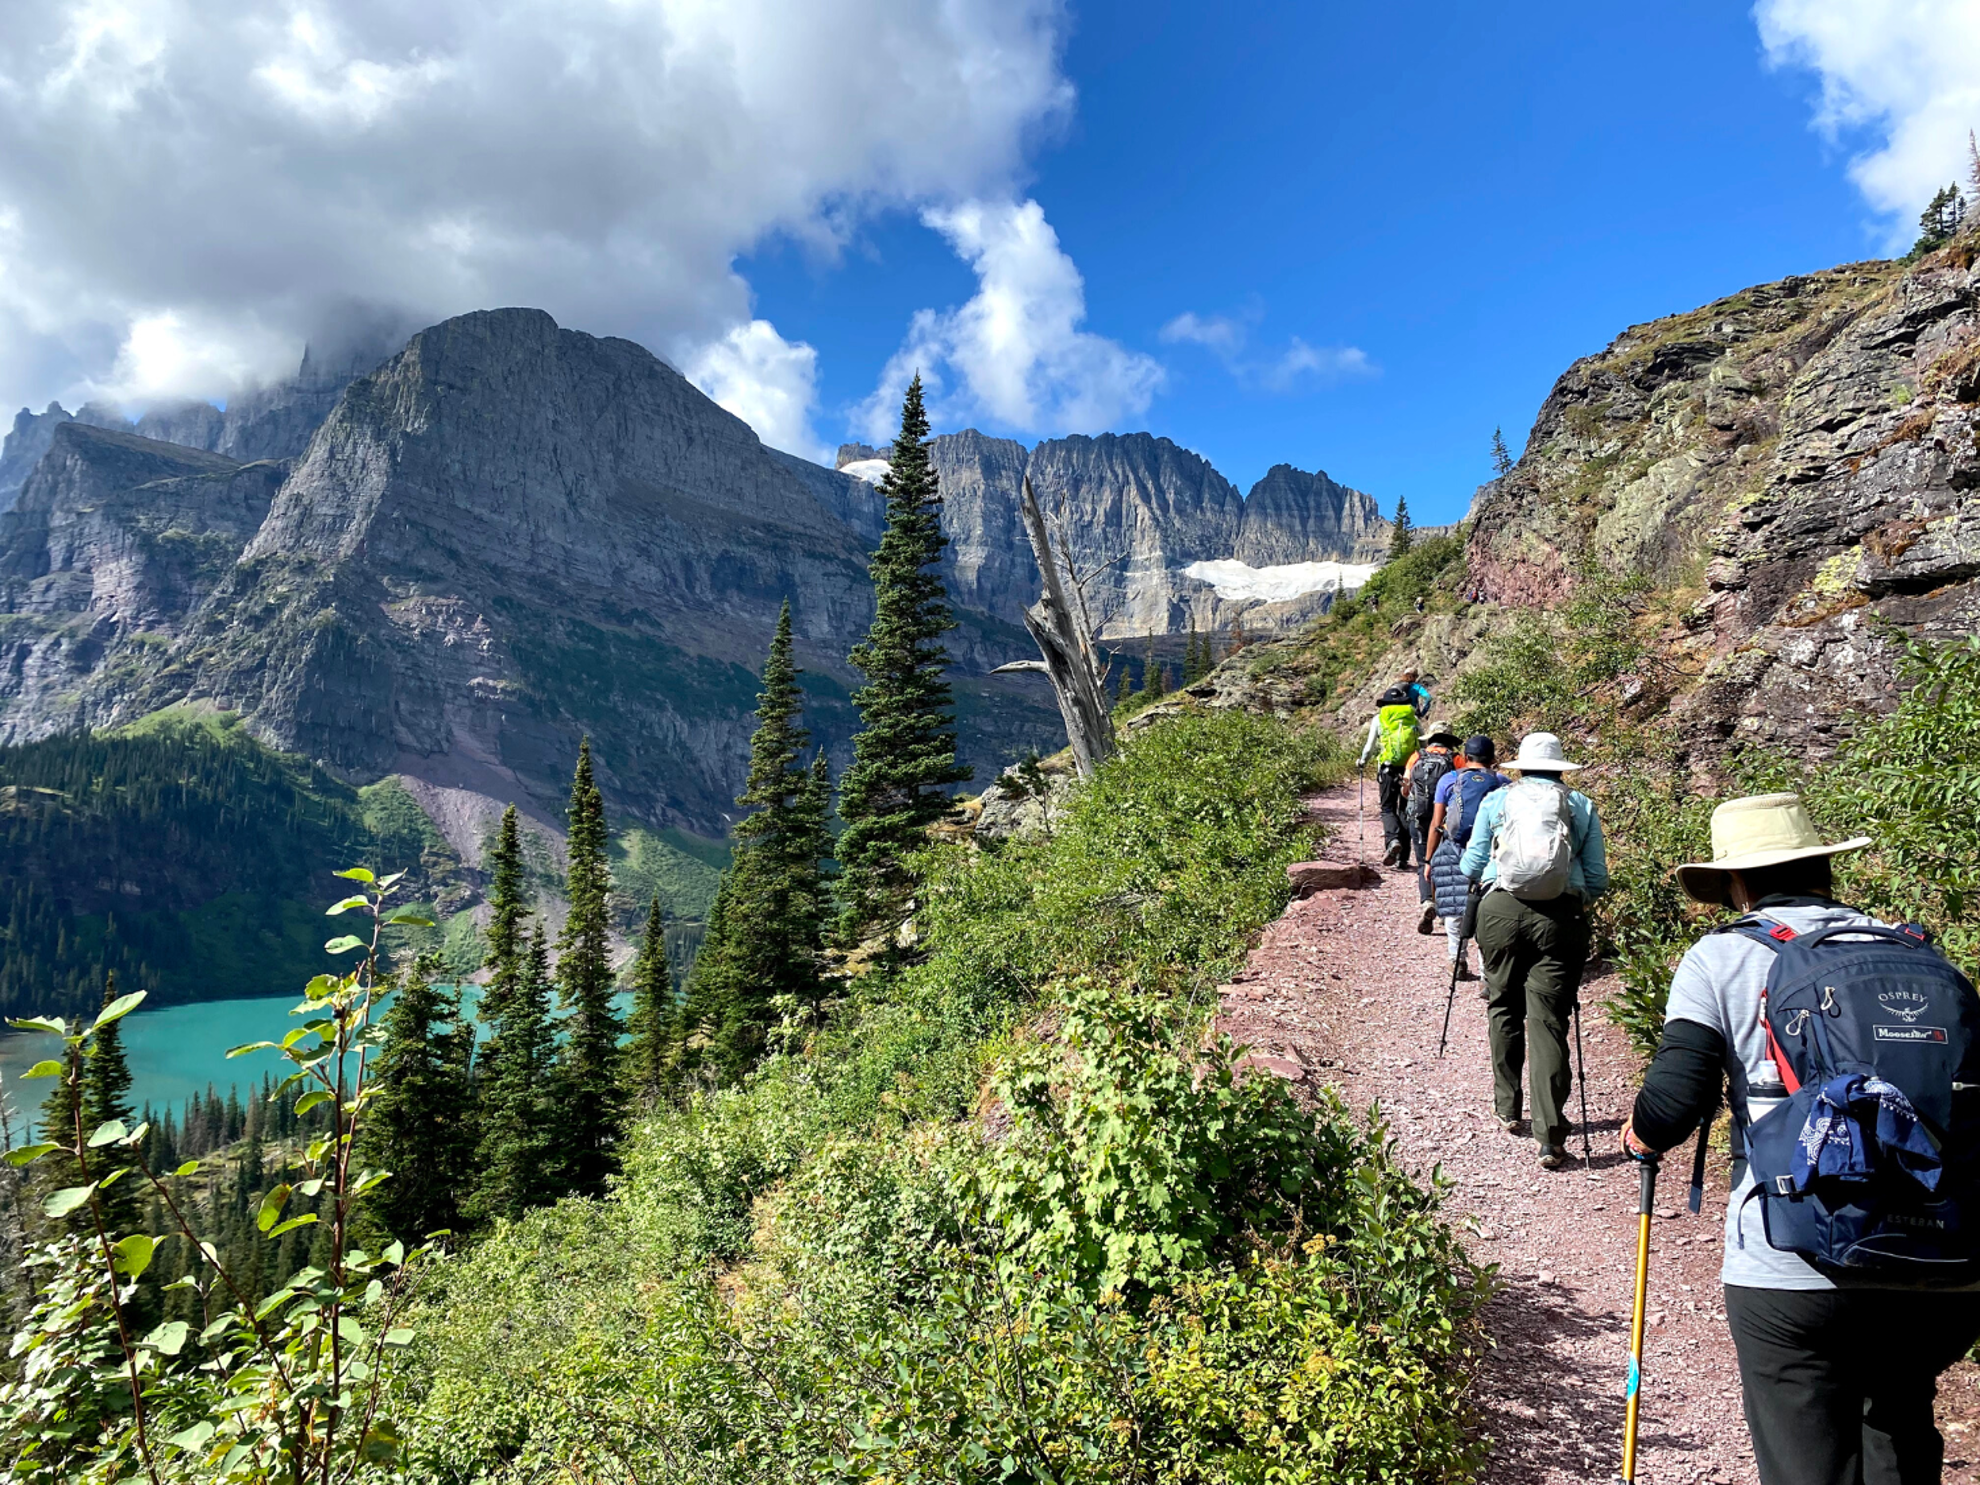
left=1792, top=1073, right=1944, bottom=1193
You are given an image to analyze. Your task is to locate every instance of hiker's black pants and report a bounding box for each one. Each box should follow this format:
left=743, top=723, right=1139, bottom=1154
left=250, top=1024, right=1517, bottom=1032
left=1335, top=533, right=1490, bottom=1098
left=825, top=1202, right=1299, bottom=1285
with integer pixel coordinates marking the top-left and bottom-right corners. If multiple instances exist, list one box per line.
left=1376, top=764, right=1407, bottom=864
left=1725, top=1284, right=1980, bottom=1485
left=1410, top=817, right=1433, bottom=901
left=1476, top=889, right=1587, bottom=1147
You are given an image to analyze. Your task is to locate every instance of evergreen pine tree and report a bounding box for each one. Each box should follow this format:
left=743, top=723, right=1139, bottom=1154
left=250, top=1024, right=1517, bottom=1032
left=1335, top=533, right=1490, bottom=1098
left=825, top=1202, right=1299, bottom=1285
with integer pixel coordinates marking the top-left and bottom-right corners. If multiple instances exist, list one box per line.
left=1146, top=656, right=1168, bottom=700
left=622, top=895, right=675, bottom=1105
left=468, top=920, right=556, bottom=1225
left=1388, top=496, right=1414, bottom=560
left=357, top=954, right=474, bottom=1245
left=679, top=612, right=836, bottom=1079
left=469, top=803, right=535, bottom=1223
left=480, top=806, right=530, bottom=1027
left=678, top=874, right=735, bottom=1082
left=34, top=1060, right=83, bottom=1228
left=553, top=739, right=623, bottom=1198
left=1114, top=661, right=1134, bottom=707
left=1912, top=184, right=1966, bottom=258
left=1491, top=427, right=1514, bottom=478
left=82, top=972, right=141, bottom=1235
left=835, top=377, right=970, bottom=944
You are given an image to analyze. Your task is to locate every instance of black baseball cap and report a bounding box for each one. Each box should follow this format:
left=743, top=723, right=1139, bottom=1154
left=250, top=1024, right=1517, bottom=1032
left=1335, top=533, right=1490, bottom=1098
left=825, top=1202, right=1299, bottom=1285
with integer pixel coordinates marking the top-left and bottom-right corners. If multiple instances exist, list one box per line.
left=1463, top=735, right=1496, bottom=762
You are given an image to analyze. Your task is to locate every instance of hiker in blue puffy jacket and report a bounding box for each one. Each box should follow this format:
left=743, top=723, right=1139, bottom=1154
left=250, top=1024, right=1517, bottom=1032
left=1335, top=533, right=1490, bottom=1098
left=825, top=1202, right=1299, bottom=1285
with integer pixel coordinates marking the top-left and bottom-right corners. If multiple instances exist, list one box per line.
left=1424, top=734, right=1507, bottom=981
left=1621, top=794, right=1980, bottom=1485
left=1460, top=732, right=1608, bottom=1170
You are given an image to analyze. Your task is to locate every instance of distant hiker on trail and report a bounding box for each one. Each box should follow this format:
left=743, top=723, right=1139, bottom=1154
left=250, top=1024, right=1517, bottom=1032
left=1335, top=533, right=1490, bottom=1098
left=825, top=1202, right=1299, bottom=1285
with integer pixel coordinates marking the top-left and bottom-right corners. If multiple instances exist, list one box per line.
left=1622, top=794, right=1980, bottom=1485
left=1425, top=734, right=1508, bottom=974
left=1358, top=682, right=1423, bottom=869
left=1460, top=731, right=1608, bottom=1169
left=1399, top=667, right=1432, bottom=717
left=1403, top=724, right=1461, bottom=930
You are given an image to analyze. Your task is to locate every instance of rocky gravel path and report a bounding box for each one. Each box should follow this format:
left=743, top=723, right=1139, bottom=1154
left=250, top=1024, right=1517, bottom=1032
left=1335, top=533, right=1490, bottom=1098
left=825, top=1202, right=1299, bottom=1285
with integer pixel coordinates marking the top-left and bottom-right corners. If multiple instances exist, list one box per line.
left=1215, top=783, right=1980, bottom=1484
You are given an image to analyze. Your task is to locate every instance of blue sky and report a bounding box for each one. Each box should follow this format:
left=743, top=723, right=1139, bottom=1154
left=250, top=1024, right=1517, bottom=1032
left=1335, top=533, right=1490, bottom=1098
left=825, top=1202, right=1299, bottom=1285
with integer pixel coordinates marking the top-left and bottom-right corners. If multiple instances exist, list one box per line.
left=1, top=1, right=1968, bottom=532
left=742, top=1, right=1911, bottom=525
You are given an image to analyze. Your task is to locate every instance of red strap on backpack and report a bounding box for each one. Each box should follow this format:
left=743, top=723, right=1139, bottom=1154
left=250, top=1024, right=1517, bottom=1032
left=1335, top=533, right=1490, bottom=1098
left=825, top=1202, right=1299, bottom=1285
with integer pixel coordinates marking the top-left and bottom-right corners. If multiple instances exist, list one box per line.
left=1754, top=919, right=1801, bottom=1092
left=1759, top=992, right=1803, bottom=1095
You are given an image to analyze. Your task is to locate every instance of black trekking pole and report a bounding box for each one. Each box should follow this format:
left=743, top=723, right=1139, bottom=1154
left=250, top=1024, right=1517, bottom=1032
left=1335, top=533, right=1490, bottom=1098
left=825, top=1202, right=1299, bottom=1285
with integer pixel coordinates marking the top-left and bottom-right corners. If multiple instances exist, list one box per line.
left=1356, top=764, right=1367, bottom=867
left=1572, top=995, right=1595, bottom=1179
left=1437, top=881, right=1482, bottom=1059
left=1615, top=1152, right=1659, bottom=1485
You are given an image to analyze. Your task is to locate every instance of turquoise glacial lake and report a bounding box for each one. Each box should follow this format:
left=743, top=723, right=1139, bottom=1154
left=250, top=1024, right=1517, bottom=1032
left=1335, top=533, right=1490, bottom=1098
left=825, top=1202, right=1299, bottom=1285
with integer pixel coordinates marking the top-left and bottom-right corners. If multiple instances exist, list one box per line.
left=1, top=992, right=332, bottom=1131
left=1, top=983, right=639, bottom=1140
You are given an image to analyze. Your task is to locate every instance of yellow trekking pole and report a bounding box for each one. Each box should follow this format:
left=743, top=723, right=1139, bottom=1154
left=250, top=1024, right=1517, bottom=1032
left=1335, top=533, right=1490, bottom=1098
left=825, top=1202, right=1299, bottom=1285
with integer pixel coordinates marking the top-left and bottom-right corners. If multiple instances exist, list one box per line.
left=1616, top=1152, right=1659, bottom=1484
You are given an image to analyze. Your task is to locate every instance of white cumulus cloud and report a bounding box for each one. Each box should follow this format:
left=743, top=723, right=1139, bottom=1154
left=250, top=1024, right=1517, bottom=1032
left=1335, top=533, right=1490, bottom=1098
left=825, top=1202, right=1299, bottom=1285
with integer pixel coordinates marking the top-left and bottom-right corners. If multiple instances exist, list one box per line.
left=0, top=0, right=1073, bottom=431
left=1160, top=308, right=1373, bottom=392
left=684, top=320, right=827, bottom=462
left=858, top=198, right=1163, bottom=441
left=1756, top=0, right=1980, bottom=239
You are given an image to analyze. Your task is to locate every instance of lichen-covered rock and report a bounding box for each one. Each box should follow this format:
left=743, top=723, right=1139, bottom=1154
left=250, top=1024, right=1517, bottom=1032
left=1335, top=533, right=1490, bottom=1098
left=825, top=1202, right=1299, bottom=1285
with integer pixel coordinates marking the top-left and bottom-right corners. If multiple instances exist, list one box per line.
left=1464, top=245, right=1980, bottom=764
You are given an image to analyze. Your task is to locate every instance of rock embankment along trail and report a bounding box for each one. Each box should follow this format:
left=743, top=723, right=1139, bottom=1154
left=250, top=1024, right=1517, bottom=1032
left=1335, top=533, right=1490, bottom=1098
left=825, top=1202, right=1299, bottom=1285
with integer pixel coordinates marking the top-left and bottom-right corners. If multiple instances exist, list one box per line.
left=1216, top=783, right=1980, bottom=1485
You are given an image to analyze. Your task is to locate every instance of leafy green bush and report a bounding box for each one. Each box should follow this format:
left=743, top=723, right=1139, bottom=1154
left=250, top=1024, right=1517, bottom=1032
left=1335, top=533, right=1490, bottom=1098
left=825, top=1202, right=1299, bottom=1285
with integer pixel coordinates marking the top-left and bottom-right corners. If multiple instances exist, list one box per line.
left=391, top=711, right=1489, bottom=1483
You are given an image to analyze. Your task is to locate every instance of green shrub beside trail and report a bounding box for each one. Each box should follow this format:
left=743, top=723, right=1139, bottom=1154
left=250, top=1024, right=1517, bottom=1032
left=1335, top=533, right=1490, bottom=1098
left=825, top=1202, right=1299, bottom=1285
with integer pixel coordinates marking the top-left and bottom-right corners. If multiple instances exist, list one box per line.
left=395, top=710, right=1490, bottom=1483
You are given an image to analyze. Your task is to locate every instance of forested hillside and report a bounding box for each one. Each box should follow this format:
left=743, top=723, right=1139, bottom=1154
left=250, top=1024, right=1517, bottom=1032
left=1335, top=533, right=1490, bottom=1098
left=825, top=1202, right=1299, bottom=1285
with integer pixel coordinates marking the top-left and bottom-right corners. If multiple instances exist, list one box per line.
left=0, top=711, right=456, bottom=1020
left=0, top=709, right=724, bottom=1019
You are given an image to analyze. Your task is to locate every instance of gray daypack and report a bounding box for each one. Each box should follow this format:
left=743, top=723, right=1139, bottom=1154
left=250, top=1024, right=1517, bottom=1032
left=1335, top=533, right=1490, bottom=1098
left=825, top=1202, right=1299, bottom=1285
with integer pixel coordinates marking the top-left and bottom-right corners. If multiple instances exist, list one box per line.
left=1491, top=776, right=1574, bottom=900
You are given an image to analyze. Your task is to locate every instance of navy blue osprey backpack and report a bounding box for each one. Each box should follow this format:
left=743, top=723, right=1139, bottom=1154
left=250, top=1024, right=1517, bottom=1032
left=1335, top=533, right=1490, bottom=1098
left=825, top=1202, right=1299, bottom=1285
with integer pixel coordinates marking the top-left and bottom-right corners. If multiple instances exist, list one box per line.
left=1731, top=916, right=1980, bottom=1284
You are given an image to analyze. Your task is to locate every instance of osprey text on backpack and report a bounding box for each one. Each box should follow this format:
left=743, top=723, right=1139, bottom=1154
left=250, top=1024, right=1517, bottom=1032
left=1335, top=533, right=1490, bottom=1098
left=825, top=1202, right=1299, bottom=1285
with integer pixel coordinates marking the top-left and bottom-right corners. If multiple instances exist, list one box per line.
left=1490, top=776, right=1574, bottom=900
left=1734, top=918, right=1980, bottom=1284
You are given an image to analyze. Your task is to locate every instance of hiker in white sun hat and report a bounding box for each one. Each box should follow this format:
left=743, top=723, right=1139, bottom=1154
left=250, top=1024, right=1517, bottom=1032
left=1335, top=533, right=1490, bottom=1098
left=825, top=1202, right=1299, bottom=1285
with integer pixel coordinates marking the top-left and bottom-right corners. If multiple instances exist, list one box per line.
left=1623, top=793, right=1980, bottom=1485
left=1460, top=730, right=1608, bottom=1170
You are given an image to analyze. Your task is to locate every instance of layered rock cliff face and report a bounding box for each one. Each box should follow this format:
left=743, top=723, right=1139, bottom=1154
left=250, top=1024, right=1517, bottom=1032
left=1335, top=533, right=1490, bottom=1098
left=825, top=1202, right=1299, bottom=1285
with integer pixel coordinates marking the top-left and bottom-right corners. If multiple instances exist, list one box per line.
left=1360, top=243, right=1978, bottom=764
left=913, top=432, right=1384, bottom=639
left=0, top=325, right=405, bottom=513
left=0, top=310, right=1055, bottom=831
left=0, top=424, right=285, bottom=735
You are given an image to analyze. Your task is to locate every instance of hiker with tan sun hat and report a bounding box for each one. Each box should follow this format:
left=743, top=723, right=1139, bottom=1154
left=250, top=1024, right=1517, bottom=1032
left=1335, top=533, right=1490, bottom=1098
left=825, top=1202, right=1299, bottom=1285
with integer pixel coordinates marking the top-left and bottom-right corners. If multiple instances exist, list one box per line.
left=1622, top=792, right=1980, bottom=1485
left=1459, top=731, right=1609, bottom=1170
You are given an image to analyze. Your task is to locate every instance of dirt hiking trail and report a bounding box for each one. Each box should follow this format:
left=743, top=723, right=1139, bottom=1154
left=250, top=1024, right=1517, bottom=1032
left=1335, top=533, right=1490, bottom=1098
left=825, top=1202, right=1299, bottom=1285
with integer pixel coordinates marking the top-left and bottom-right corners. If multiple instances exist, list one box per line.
left=1214, top=782, right=1980, bottom=1485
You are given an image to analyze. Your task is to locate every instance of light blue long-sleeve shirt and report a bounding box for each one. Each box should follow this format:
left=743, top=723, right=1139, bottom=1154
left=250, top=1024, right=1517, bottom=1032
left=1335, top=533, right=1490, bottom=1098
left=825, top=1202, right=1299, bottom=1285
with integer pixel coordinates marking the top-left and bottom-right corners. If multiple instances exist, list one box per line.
left=1459, top=781, right=1609, bottom=901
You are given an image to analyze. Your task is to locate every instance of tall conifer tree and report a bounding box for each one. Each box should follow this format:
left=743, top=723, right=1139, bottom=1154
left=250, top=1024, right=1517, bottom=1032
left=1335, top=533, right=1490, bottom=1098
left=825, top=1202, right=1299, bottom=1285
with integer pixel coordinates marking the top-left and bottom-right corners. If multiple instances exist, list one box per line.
left=468, top=920, right=555, bottom=1224
left=622, top=895, right=674, bottom=1105
left=82, top=972, right=141, bottom=1236
left=480, top=806, right=529, bottom=1026
left=553, top=739, right=623, bottom=1197
left=1491, top=427, right=1514, bottom=478
left=835, top=377, right=970, bottom=944
left=680, top=609, right=835, bottom=1079
left=357, top=954, right=474, bottom=1245
left=1389, top=496, right=1414, bottom=559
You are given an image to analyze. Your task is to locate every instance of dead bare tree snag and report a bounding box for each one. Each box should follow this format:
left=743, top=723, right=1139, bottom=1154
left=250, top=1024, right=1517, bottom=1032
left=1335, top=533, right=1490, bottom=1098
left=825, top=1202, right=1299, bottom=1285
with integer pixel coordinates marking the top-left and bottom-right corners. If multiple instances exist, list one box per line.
left=990, top=476, right=1118, bottom=778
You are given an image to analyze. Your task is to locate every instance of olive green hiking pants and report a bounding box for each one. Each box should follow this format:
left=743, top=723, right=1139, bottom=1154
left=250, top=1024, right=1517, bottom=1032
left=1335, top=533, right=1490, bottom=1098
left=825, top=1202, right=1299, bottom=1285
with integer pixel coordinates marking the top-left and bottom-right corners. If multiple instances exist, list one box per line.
left=1476, top=888, right=1590, bottom=1149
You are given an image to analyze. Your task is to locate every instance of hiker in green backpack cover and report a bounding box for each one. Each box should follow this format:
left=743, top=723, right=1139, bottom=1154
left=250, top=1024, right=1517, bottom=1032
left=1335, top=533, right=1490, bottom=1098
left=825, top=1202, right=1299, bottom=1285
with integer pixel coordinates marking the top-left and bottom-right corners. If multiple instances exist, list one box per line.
left=1460, top=731, right=1608, bottom=1169
left=1357, top=680, right=1424, bottom=869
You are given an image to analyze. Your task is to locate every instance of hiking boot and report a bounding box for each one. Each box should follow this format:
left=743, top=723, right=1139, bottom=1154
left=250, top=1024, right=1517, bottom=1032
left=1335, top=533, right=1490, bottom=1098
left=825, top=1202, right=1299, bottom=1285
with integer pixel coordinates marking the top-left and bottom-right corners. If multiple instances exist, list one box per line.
left=1417, top=900, right=1437, bottom=935
left=1455, top=961, right=1478, bottom=982
left=1382, top=841, right=1401, bottom=867
left=1538, top=1144, right=1570, bottom=1170
left=1499, top=1117, right=1523, bottom=1135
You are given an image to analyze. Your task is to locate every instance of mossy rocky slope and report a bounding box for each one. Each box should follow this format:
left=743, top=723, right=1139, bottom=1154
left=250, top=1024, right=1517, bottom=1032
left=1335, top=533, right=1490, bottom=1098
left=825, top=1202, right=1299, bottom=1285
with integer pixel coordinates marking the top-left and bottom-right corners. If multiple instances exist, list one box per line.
left=1468, top=244, right=1978, bottom=761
